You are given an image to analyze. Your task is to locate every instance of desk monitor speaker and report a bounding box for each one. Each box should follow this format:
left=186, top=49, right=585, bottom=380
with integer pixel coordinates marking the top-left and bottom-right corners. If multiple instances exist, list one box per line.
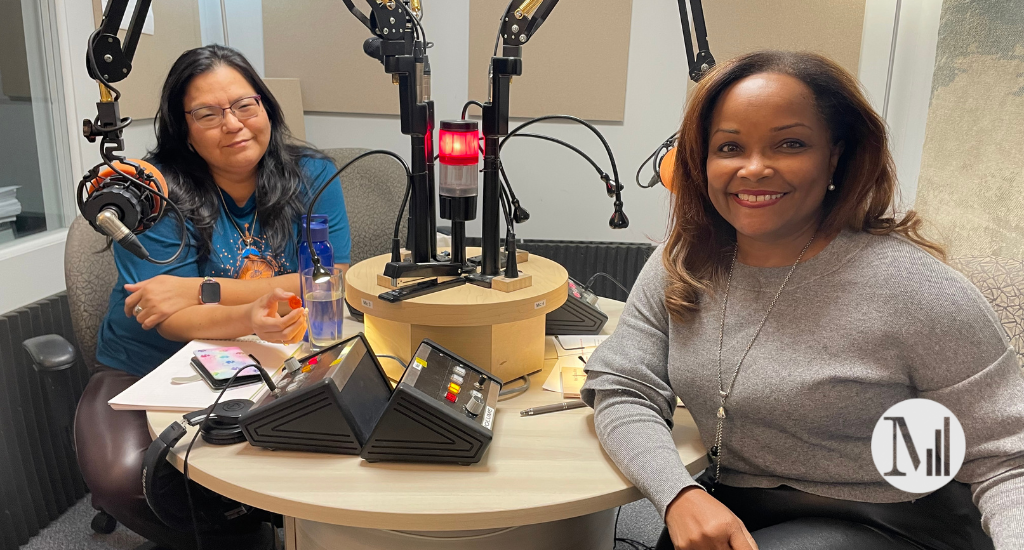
left=361, top=339, right=503, bottom=465
left=238, top=334, right=392, bottom=454
left=545, top=277, right=608, bottom=335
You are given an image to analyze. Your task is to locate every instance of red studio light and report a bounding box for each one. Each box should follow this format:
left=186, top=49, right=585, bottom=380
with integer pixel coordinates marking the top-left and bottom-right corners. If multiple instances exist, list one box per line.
left=439, top=120, right=479, bottom=166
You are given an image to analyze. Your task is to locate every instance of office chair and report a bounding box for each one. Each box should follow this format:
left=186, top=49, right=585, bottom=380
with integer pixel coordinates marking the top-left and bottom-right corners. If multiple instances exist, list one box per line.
left=22, top=216, right=121, bottom=536
left=322, top=147, right=408, bottom=265
left=949, top=256, right=1024, bottom=367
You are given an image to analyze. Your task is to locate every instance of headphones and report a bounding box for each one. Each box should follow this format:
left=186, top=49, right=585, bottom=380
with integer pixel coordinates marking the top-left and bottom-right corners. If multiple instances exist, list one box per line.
left=142, top=401, right=270, bottom=534
left=639, top=134, right=678, bottom=193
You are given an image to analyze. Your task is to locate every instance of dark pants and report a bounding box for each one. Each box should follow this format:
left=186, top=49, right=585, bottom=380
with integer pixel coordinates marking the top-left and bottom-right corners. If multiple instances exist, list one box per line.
left=75, top=367, right=200, bottom=550
left=655, top=482, right=994, bottom=550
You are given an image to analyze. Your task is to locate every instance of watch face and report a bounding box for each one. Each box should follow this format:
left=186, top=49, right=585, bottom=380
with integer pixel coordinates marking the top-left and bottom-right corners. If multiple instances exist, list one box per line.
left=201, top=281, right=221, bottom=304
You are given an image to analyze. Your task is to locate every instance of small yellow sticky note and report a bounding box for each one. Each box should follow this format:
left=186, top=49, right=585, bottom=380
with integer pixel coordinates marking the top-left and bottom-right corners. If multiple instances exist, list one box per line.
left=414, top=357, right=427, bottom=368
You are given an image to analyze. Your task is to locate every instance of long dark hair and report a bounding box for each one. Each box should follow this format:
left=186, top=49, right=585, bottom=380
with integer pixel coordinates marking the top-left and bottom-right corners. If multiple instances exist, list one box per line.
left=149, top=44, right=326, bottom=262
left=664, top=50, right=944, bottom=323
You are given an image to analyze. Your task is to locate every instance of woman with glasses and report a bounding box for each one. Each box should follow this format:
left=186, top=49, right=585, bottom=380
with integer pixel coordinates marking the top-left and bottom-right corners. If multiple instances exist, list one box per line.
left=78, top=45, right=351, bottom=549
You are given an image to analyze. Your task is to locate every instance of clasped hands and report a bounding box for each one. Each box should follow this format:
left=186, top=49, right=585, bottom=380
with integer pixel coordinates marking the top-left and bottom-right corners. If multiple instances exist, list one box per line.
left=125, top=275, right=307, bottom=344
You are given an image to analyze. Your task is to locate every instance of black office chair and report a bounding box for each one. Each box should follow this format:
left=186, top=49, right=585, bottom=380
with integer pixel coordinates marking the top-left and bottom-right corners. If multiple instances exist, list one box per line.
left=22, top=216, right=121, bottom=536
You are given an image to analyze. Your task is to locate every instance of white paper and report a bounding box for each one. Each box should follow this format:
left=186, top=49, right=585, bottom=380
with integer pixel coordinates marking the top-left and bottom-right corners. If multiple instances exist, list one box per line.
left=108, top=337, right=300, bottom=412
left=104, top=0, right=155, bottom=35
left=543, top=350, right=594, bottom=392
left=553, top=334, right=609, bottom=357
left=109, top=307, right=366, bottom=412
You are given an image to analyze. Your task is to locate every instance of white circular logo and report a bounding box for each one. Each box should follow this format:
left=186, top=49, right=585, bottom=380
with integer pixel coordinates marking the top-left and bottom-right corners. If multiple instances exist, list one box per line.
left=871, top=398, right=965, bottom=494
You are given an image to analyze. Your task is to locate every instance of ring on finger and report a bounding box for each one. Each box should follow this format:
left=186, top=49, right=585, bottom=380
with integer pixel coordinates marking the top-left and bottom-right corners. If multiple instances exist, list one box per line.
left=134, top=305, right=144, bottom=316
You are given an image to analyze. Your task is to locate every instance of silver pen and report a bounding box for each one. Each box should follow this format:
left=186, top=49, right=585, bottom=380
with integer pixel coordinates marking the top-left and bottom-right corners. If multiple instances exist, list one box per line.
left=520, top=399, right=587, bottom=416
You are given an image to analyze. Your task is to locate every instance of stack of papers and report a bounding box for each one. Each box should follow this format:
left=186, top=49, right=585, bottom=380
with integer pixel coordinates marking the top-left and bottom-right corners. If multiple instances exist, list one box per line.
left=0, top=186, right=21, bottom=224
left=542, top=334, right=609, bottom=393
left=109, top=336, right=301, bottom=412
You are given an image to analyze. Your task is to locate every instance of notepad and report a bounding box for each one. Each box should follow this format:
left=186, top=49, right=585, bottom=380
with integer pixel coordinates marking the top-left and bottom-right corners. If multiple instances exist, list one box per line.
left=108, top=336, right=301, bottom=412
left=560, top=366, right=587, bottom=399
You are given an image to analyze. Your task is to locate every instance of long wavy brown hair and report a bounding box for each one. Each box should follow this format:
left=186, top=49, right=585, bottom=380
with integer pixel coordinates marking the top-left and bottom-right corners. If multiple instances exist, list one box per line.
left=664, top=50, right=943, bottom=323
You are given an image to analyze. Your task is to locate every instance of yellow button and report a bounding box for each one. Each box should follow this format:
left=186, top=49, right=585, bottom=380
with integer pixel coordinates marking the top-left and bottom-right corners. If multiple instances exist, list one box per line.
left=448, top=382, right=461, bottom=394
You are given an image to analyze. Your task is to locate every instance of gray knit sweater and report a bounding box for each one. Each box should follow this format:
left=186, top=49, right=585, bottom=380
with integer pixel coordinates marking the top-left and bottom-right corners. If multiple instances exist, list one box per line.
left=580, top=230, right=1024, bottom=548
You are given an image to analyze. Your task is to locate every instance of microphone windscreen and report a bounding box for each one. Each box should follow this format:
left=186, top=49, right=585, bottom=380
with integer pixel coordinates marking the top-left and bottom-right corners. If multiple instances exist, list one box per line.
left=90, top=159, right=168, bottom=209
left=658, top=147, right=677, bottom=193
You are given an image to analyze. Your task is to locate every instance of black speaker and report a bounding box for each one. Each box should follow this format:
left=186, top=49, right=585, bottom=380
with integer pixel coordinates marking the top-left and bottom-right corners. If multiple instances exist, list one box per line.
left=545, top=277, right=608, bottom=335
left=361, top=339, right=502, bottom=465
left=238, top=334, right=393, bottom=454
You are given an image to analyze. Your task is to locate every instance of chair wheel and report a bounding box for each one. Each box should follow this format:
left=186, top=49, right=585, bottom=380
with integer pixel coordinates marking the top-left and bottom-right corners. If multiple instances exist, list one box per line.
left=91, top=511, right=117, bottom=534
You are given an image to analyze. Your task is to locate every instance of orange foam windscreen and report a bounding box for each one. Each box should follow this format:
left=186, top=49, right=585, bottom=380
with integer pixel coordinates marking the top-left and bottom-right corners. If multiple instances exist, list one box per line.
left=658, top=147, right=677, bottom=193
left=89, top=159, right=168, bottom=211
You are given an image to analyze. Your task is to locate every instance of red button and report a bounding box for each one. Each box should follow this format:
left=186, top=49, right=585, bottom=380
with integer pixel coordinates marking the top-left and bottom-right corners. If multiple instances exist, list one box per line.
left=445, top=392, right=457, bottom=402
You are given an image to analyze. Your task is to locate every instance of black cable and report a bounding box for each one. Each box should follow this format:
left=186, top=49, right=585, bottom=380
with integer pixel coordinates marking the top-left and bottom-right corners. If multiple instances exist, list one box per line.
left=585, top=272, right=630, bottom=296
left=501, top=115, right=623, bottom=213
left=462, top=100, right=485, bottom=119
left=92, top=151, right=189, bottom=265
left=502, top=132, right=608, bottom=179
left=376, top=354, right=407, bottom=385
left=636, top=132, right=676, bottom=189
left=398, top=1, right=427, bottom=47
left=85, top=29, right=122, bottom=101
left=498, top=374, right=530, bottom=399
left=304, top=150, right=412, bottom=271
left=502, top=115, right=620, bottom=191
left=493, top=0, right=517, bottom=56
left=182, top=364, right=250, bottom=550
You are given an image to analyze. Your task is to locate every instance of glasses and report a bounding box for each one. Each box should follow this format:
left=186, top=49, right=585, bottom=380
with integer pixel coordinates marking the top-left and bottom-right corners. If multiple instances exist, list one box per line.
left=187, top=95, right=262, bottom=129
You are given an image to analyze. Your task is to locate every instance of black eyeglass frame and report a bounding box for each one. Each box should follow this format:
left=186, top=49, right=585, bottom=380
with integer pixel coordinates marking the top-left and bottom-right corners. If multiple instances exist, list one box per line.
left=186, top=94, right=263, bottom=128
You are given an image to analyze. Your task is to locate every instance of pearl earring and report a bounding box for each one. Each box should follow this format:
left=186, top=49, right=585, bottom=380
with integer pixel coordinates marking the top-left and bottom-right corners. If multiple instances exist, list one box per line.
left=828, top=178, right=836, bottom=191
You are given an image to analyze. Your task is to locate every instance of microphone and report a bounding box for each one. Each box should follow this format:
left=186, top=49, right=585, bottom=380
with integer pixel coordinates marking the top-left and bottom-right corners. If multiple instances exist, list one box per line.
left=94, top=208, right=150, bottom=260
left=609, top=201, right=629, bottom=229
left=79, top=159, right=168, bottom=261
left=363, top=37, right=384, bottom=63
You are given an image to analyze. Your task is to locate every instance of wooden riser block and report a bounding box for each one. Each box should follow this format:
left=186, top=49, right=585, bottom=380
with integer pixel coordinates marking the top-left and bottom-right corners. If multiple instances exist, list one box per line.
left=364, top=315, right=546, bottom=383
left=491, top=273, right=533, bottom=293
left=375, top=274, right=458, bottom=290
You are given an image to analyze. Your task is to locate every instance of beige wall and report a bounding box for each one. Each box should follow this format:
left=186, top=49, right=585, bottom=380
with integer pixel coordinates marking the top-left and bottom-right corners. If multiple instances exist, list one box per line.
left=702, top=0, right=865, bottom=77
left=914, top=0, right=1024, bottom=259
left=91, top=0, right=203, bottom=120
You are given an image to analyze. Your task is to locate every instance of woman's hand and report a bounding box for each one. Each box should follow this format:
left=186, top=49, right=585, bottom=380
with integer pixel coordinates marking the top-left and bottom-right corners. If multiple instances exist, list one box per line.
left=664, top=486, right=758, bottom=550
left=125, top=275, right=200, bottom=330
left=250, top=288, right=307, bottom=344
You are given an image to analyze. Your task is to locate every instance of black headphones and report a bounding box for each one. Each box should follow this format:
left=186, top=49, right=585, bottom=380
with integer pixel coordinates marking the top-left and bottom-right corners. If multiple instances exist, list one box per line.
left=142, top=401, right=269, bottom=534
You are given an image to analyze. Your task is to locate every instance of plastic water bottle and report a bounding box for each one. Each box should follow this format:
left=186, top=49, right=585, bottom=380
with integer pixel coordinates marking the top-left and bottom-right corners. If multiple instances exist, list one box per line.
left=298, top=215, right=334, bottom=346
left=298, top=214, right=333, bottom=275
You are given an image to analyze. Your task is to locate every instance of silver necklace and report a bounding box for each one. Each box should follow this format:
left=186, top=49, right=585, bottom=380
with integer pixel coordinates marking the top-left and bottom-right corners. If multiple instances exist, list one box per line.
left=708, top=234, right=816, bottom=489
left=217, top=191, right=261, bottom=257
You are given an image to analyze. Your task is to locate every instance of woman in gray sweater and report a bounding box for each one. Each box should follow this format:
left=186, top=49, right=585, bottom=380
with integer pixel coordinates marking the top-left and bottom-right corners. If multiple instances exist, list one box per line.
left=581, top=51, right=1023, bottom=550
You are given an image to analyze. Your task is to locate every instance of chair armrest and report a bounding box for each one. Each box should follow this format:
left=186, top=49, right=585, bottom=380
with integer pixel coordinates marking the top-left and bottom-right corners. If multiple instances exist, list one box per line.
left=22, top=334, right=77, bottom=372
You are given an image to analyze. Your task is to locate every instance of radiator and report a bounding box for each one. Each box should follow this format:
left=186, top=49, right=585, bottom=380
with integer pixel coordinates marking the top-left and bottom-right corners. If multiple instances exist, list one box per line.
left=0, top=293, right=90, bottom=549
left=516, top=240, right=655, bottom=302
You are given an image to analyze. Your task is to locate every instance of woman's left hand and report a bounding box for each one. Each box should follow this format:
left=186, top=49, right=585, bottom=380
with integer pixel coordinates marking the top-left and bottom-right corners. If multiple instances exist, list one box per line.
left=125, top=275, right=201, bottom=330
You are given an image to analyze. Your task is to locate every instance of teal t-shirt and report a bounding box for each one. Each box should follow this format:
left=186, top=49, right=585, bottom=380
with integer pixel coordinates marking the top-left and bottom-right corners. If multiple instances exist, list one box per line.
left=96, top=156, right=350, bottom=377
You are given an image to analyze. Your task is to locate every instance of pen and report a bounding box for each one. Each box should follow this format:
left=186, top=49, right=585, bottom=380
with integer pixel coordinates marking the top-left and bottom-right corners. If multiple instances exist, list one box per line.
left=520, top=399, right=587, bottom=416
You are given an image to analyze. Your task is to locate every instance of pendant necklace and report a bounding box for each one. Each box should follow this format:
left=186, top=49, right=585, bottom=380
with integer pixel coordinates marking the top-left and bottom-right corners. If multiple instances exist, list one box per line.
left=708, top=234, right=815, bottom=490
left=218, top=191, right=277, bottom=279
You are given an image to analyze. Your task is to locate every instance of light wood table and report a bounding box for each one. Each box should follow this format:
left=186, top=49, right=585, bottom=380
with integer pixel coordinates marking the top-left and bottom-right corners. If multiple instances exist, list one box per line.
left=146, top=299, right=708, bottom=550
left=344, top=249, right=569, bottom=383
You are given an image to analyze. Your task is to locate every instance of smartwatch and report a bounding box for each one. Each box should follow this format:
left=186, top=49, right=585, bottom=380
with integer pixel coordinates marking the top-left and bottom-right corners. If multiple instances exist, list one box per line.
left=199, top=277, right=221, bottom=304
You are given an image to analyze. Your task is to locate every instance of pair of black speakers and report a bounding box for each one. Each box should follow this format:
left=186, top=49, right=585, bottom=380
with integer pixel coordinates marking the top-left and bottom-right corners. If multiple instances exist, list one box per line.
left=234, top=334, right=502, bottom=465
